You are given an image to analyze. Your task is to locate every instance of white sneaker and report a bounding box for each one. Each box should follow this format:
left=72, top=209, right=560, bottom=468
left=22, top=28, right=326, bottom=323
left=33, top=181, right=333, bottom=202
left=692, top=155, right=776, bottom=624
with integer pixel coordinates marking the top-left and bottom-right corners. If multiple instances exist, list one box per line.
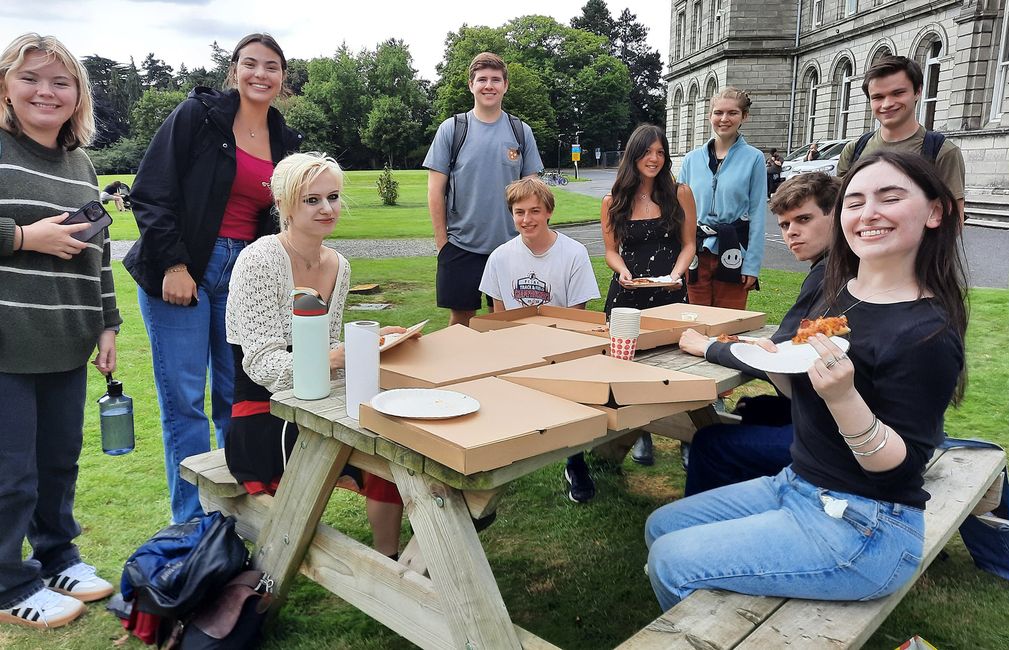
left=45, top=562, right=114, bottom=602
left=0, top=588, right=85, bottom=629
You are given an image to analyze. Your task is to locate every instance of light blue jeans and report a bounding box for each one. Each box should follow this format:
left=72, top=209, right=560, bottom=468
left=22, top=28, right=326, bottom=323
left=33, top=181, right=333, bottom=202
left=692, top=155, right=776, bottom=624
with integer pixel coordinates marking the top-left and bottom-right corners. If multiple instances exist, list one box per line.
left=138, top=238, right=246, bottom=524
left=645, top=466, right=924, bottom=611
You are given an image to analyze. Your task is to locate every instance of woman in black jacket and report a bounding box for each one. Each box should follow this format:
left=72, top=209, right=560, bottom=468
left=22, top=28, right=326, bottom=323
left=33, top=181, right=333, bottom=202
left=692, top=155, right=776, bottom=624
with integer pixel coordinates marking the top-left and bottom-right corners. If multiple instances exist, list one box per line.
left=124, top=33, right=301, bottom=524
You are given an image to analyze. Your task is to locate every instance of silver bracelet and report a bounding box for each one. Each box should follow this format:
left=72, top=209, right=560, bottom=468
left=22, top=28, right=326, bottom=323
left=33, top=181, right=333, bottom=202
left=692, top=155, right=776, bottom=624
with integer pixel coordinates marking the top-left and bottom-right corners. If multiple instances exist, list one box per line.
left=851, top=425, right=890, bottom=456
left=846, top=419, right=881, bottom=449
left=839, top=416, right=877, bottom=440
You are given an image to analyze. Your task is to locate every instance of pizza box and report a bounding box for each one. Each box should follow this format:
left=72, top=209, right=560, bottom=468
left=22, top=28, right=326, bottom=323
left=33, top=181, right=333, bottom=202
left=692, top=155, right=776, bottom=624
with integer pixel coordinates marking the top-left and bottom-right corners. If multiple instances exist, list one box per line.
left=479, top=323, right=610, bottom=363
left=592, top=399, right=712, bottom=431
left=499, top=354, right=717, bottom=406
left=379, top=324, right=548, bottom=389
left=469, top=305, right=692, bottom=350
left=640, top=304, right=766, bottom=337
left=359, top=377, right=608, bottom=474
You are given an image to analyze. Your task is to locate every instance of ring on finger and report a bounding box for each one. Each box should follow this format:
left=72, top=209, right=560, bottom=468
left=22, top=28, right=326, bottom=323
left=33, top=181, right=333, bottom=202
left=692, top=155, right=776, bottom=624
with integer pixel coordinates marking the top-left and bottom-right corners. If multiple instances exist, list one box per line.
left=824, top=358, right=839, bottom=369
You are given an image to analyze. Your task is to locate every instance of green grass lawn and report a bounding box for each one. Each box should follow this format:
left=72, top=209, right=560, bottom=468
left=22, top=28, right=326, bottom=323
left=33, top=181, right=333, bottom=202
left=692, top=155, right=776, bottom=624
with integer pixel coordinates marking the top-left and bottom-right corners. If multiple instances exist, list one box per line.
left=1, top=261, right=1006, bottom=649
left=98, top=170, right=602, bottom=242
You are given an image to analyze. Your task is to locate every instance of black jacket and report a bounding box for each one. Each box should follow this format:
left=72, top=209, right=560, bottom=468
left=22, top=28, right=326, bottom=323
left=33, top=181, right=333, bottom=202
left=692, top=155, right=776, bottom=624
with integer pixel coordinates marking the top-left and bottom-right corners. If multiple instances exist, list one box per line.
left=124, top=87, right=302, bottom=297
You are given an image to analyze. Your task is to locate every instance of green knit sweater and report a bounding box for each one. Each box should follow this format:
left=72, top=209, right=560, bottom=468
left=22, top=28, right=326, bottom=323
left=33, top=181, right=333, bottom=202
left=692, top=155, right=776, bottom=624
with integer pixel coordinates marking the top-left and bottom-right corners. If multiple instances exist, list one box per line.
left=0, top=129, right=122, bottom=373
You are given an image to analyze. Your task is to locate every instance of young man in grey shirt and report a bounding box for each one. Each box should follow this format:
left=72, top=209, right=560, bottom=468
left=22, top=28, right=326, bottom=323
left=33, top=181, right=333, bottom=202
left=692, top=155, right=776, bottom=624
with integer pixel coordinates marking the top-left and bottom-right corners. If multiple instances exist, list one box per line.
left=424, top=52, right=543, bottom=326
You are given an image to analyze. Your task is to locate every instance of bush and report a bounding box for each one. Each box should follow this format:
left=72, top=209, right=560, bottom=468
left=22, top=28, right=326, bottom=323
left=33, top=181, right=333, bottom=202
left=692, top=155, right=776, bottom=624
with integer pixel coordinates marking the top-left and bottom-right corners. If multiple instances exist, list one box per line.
left=376, top=164, right=399, bottom=206
left=86, top=137, right=149, bottom=175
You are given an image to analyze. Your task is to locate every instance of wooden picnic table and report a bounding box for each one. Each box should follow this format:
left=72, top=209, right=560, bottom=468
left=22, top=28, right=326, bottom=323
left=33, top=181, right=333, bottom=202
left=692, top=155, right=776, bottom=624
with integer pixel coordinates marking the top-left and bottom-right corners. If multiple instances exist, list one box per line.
left=183, top=324, right=778, bottom=649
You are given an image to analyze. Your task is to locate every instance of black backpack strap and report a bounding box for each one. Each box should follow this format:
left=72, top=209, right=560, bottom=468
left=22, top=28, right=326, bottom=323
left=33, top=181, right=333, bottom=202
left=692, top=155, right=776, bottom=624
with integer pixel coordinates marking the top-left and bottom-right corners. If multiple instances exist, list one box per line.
left=506, top=112, right=525, bottom=151
left=850, top=131, right=874, bottom=164
left=445, top=113, right=469, bottom=211
left=922, top=130, right=946, bottom=162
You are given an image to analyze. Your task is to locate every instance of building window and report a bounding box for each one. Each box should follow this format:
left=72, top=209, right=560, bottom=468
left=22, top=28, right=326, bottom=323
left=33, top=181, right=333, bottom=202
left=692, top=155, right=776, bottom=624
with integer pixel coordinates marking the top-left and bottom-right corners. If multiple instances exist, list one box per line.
left=686, top=86, right=699, bottom=152
left=705, top=77, right=718, bottom=101
left=845, top=0, right=857, bottom=16
left=675, top=10, right=686, bottom=60
left=918, top=41, right=942, bottom=130
left=992, top=7, right=1009, bottom=120
left=692, top=1, right=703, bottom=51
left=805, top=71, right=819, bottom=142
left=715, top=0, right=723, bottom=40
left=670, top=90, right=683, bottom=153
left=835, top=61, right=854, bottom=138
left=812, top=0, right=824, bottom=27
left=707, top=0, right=715, bottom=45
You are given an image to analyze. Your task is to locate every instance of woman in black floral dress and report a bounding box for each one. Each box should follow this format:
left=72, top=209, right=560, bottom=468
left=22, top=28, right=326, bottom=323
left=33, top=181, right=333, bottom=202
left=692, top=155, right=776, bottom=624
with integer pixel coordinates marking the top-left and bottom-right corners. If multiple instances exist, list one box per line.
left=602, top=124, right=697, bottom=314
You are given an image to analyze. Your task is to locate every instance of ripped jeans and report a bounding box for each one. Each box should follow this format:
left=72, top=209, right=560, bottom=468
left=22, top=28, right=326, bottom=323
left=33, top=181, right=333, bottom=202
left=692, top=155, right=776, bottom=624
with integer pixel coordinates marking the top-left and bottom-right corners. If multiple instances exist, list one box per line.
left=645, top=466, right=924, bottom=611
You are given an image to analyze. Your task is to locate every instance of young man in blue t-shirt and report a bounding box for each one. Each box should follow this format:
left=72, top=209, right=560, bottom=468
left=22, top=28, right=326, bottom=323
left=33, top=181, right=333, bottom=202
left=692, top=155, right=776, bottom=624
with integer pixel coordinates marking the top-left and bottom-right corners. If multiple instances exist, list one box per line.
left=423, top=52, right=543, bottom=326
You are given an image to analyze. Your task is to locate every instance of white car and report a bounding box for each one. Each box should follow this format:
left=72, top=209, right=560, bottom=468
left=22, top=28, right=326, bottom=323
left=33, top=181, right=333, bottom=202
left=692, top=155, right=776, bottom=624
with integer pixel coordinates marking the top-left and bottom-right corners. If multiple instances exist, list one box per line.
left=780, top=139, right=851, bottom=180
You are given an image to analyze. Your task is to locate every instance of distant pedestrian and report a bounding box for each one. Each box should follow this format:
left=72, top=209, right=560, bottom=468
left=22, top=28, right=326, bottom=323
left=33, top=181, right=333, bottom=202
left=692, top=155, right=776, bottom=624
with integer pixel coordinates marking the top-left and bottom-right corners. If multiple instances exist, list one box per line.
left=423, top=52, right=543, bottom=327
left=805, top=142, right=820, bottom=161
left=766, top=148, right=783, bottom=197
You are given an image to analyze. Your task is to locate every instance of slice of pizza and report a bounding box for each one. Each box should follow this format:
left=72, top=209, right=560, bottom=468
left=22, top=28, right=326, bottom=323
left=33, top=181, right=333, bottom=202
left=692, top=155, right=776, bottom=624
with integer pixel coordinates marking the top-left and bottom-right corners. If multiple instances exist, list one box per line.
left=716, top=333, right=740, bottom=343
left=791, top=316, right=851, bottom=344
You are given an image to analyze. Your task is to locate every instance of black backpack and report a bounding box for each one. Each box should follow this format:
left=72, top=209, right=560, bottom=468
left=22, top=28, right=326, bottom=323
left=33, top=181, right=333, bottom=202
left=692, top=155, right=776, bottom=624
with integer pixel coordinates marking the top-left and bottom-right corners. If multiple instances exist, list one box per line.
left=850, top=129, right=946, bottom=164
left=445, top=111, right=525, bottom=213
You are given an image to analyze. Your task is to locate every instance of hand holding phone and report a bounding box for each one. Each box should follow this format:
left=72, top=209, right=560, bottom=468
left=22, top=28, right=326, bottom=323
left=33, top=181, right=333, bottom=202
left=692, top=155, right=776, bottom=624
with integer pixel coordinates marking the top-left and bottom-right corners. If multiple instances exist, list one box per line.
left=61, top=200, right=113, bottom=242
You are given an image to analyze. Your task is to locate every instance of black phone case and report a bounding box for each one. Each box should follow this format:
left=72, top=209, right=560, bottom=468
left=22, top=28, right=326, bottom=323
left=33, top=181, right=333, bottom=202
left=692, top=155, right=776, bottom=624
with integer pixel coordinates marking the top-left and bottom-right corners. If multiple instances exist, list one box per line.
left=62, top=200, right=113, bottom=242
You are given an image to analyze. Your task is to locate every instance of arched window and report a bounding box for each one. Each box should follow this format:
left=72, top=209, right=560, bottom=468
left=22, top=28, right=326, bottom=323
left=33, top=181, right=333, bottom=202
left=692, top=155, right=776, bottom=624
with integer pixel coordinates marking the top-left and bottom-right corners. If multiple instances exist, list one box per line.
left=916, top=37, right=943, bottom=129
left=670, top=89, right=683, bottom=153
left=686, top=85, right=699, bottom=151
left=834, top=60, right=854, bottom=138
left=705, top=77, right=718, bottom=102
left=804, top=69, right=819, bottom=143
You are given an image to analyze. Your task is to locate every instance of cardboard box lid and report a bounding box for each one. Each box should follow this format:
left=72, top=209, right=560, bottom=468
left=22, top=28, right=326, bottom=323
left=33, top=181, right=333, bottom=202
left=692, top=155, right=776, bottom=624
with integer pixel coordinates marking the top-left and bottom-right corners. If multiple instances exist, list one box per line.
left=359, top=377, right=608, bottom=474
left=640, top=304, right=766, bottom=334
left=592, top=399, right=712, bottom=431
left=499, top=354, right=717, bottom=405
left=479, top=324, right=610, bottom=362
left=379, top=324, right=547, bottom=388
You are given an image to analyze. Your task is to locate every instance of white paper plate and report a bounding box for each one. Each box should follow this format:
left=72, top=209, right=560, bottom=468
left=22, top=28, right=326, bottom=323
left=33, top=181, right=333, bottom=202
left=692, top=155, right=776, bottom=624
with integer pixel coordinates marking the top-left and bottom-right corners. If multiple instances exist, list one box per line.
left=729, top=336, right=851, bottom=374
left=627, top=275, right=682, bottom=289
left=370, top=389, right=480, bottom=419
left=379, top=320, right=428, bottom=353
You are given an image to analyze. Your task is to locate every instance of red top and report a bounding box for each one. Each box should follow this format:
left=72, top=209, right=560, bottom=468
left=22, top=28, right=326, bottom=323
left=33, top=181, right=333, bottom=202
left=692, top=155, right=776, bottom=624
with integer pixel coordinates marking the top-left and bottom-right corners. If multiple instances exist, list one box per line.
left=218, top=148, right=274, bottom=241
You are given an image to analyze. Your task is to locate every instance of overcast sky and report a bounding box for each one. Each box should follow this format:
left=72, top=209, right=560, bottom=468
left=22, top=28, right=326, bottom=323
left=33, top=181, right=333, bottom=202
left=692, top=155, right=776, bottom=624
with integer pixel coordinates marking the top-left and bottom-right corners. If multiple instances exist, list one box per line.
left=2, top=0, right=671, bottom=81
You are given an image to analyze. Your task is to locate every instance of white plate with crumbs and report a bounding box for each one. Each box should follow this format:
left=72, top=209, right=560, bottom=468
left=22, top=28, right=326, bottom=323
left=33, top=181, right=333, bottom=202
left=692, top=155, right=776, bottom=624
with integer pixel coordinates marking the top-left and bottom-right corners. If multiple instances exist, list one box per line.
left=730, top=336, right=850, bottom=374
left=370, top=389, right=480, bottom=419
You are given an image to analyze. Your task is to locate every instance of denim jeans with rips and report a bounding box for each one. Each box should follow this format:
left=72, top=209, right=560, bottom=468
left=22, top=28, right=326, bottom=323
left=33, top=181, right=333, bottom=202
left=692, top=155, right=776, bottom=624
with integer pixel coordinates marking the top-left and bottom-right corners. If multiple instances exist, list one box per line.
left=138, top=237, right=246, bottom=524
left=645, top=466, right=924, bottom=611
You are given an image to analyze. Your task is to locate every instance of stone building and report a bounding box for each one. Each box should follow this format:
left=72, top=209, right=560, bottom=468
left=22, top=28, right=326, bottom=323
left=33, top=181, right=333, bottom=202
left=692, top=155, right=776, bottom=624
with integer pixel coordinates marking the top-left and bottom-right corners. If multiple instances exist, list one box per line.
left=663, top=0, right=1009, bottom=217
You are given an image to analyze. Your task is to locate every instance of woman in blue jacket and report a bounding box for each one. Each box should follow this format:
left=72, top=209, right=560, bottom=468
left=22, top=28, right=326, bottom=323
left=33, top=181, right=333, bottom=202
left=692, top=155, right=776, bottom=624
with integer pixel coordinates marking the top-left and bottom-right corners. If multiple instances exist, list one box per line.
left=678, top=87, right=766, bottom=309
left=124, top=33, right=301, bottom=524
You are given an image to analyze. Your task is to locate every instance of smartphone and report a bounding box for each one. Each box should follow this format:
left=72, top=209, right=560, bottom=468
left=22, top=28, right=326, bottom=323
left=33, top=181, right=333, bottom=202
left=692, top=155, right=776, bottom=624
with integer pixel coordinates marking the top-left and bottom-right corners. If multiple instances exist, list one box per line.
left=62, top=200, right=113, bottom=242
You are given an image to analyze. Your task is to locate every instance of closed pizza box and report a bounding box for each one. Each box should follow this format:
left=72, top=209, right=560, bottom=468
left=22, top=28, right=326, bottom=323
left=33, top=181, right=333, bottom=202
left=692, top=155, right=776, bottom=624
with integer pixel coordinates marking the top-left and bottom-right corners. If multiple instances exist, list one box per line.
left=379, top=324, right=548, bottom=389
left=479, top=323, right=609, bottom=363
left=592, top=399, right=712, bottom=431
left=499, top=354, right=717, bottom=406
left=469, top=305, right=691, bottom=350
left=641, top=304, right=766, bottom=337
left=359, top=377, right=609, bottom=474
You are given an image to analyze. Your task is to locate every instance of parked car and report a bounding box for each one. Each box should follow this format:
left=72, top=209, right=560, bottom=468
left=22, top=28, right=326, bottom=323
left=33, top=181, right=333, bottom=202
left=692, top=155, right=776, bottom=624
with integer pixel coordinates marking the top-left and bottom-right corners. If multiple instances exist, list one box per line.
left=780, top=139, right=851, bottom=181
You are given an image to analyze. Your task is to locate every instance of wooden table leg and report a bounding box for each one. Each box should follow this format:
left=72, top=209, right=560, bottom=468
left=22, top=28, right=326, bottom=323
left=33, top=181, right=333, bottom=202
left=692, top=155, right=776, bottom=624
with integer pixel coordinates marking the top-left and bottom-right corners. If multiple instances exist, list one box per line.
left=254, top=427, right=352, bottom=610
left=390, top=464, right=522, bottom=650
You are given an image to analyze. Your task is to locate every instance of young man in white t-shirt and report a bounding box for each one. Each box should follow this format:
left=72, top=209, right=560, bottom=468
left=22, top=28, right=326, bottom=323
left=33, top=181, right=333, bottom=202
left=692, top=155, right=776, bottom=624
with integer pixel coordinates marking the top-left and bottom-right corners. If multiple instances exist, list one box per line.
left=480, top=177, right=601, bottom=502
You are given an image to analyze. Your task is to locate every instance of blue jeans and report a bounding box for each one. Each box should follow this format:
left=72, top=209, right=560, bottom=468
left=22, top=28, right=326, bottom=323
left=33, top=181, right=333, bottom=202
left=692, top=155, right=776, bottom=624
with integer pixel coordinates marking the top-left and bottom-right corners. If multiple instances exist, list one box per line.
left=0, top=367, right=86, bottom=607
left=645, top=467, right=924, bottom=611
left=684, top=423, right=794, bottom=496
left=138, top=238, right=246, bottom=524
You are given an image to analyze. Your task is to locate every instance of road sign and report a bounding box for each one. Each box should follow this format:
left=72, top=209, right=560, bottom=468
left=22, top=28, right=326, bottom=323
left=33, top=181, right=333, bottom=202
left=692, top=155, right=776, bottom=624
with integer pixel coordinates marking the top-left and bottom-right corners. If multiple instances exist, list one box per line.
left=571, top=151, right=581, bottom=162
left=571, top=144, right=582, bottom=154
left=594, top=147, right=601, bottom=160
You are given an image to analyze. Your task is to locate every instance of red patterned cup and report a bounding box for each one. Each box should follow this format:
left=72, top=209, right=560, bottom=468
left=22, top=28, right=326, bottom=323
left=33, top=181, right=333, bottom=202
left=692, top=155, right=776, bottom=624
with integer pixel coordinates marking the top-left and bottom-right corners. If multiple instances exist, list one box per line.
left=610, top=336, right=638, bottom=360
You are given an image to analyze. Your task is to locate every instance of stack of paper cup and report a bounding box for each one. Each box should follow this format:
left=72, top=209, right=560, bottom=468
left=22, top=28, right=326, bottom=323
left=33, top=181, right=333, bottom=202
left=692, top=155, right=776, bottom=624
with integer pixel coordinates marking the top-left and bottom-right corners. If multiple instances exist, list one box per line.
left=609, top=307, right=641, bottom=360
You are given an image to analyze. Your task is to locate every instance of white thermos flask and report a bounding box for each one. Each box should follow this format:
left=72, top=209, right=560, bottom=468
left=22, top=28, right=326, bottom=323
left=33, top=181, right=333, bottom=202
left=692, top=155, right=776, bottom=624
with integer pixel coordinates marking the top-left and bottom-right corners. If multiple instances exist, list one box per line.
left=291, top=288, right=331, bottom=400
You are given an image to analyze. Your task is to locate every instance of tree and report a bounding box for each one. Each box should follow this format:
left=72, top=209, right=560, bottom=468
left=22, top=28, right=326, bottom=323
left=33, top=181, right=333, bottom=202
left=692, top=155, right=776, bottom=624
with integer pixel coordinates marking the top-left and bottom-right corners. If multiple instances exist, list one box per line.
left=140, top=53, right=176, bottom=90
left=277, top=95, right=334, bottom=154
left=130, top=89, right=186, bottom=145
left=82, top=55, right=143, bottom=147
left=613, top=9, right=666, bottom=128
left=302, top=46, right=370, bottom=166
left=570, top=0, right=615, bottom=40
left=285, top=58, right=309, bottom=95
left=361, top=96, right=421, bottom=167
left=362, top=40, right=430, bottom=164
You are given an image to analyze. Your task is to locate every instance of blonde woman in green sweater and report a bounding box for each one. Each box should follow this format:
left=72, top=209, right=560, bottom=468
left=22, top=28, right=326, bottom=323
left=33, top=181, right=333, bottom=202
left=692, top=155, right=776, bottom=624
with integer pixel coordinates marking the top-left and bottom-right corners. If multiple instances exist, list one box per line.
left=0, top=33, right=121, bottom=630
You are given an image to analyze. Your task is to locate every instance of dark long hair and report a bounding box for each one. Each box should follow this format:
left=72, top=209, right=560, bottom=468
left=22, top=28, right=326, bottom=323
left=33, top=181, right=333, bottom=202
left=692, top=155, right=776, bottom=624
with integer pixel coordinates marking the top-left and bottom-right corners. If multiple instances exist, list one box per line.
left=607, top=124, right=683, bottom=244
left=825, top=150, right=968, bottom=403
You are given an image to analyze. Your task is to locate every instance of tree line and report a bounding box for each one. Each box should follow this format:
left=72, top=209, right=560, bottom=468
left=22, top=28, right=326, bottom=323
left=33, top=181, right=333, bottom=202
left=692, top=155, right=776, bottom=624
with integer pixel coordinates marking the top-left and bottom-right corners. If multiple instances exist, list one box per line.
left=86, top=0, right=665, bottom=174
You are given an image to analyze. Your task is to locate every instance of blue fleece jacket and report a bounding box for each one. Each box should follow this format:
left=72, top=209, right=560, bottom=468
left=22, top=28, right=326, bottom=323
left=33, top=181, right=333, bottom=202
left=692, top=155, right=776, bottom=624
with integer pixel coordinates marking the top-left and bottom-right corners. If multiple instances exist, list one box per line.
left=678, top=134, right=767, bottom=277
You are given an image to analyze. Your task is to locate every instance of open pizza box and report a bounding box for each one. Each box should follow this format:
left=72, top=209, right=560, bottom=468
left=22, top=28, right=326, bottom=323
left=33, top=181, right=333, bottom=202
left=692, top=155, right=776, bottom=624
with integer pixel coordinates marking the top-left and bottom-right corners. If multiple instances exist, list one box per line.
left=359, top=377, right=609, bottom=474
left=379, top=324, right=607, bottom=389
left=469, top=305, right=692, bottom=350
left=499, top=355, right=717, bottom=431
left=641, top=304, right=766, bottom=337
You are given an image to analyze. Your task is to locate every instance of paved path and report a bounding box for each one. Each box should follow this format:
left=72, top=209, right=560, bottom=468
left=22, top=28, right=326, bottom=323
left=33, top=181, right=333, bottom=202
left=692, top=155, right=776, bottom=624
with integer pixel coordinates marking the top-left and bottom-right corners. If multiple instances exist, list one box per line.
left=110, top=167, right=1007, bottom=289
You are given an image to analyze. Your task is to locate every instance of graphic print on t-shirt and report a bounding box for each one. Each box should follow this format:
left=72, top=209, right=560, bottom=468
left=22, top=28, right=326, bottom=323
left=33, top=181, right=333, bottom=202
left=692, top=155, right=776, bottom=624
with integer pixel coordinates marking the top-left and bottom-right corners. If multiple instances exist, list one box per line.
left=513, top=273, right=551, bottom=306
